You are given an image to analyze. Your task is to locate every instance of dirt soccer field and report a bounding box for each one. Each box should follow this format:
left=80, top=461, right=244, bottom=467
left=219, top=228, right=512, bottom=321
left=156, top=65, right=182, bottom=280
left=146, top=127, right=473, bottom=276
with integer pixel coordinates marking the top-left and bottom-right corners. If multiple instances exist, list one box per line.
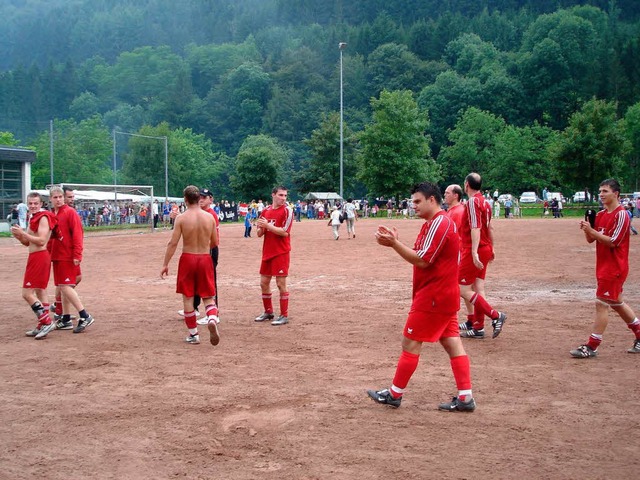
left=0, top=217, right=638, bottom=479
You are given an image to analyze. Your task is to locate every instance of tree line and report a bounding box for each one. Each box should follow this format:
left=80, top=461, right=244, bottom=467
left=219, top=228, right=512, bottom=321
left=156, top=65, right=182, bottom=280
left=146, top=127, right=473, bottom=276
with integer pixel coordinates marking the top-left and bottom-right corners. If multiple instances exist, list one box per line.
left=1, top=1, right=639, bottom=199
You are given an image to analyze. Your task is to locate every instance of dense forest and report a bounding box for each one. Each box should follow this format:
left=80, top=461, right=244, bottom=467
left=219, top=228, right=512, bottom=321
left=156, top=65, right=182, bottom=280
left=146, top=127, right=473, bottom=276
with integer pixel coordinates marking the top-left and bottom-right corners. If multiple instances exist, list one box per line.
left=1, top=0, right=640, bottom=199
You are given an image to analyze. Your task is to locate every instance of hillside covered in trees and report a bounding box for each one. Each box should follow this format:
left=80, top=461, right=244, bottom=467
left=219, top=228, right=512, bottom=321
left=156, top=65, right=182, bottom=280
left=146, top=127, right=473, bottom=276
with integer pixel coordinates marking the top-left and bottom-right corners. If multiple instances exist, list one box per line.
left=1, top=0, right=639, bottom=199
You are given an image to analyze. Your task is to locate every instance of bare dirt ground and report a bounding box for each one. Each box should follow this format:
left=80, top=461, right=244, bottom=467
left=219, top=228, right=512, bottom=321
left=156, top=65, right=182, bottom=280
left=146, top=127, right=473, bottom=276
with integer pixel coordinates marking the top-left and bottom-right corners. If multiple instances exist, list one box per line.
left=0, top=217, right=639, bottom=479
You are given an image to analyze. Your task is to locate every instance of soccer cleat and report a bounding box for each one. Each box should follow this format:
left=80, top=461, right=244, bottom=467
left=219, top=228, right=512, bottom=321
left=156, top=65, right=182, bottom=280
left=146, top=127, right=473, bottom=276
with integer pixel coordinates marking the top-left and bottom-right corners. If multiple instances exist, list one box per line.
left=491, top=312, right=507, bottom=338
left=254, top=312, right=275, bottom=322
left=185, top=334, right=200, bottom=345
left=458, top=321, right=473, bottom=332
left=367, top=388, right=402, bottom=408
left=570, top=345, right=598, bottom=358
left=271, top=315, right=289, bottom=326
left=35, top=322, right=56, bottom=340
left=460, top=328, right=485, bottom=339
left=208, top=320, right=220, bottom=346
left=55, top=319, right=74, bottom=330
left=73, top=315, right=94, bottom=334
left=438, top=396, right=477, bottom=412
left=627, top=339, right=640, bottom=354
left=25, top=324, right=43, bottom=337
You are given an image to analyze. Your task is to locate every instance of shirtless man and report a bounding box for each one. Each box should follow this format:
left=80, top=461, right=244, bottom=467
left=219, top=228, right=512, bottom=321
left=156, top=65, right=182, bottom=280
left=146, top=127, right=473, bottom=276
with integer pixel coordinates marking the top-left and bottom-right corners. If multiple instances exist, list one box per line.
left=11, top=192, right=57, bottom=339
left=161, top=185, right=220, bottom=346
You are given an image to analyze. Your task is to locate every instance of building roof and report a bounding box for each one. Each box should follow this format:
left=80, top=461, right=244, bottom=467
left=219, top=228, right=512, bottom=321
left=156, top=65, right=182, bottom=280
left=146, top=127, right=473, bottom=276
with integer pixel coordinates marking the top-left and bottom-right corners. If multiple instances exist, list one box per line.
left=0, top=145, right=36, bottom=163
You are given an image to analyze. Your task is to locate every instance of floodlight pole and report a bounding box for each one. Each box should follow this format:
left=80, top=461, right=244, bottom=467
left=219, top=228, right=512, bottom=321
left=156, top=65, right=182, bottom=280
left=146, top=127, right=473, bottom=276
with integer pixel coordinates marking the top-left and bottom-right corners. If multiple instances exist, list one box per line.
left=113, top=129, right=118, bottom=203
left=339, top=42, right=347, bottom=199
left=49, top=120, right=54, bottom=186
left=164, top=136, right=168, bottom=199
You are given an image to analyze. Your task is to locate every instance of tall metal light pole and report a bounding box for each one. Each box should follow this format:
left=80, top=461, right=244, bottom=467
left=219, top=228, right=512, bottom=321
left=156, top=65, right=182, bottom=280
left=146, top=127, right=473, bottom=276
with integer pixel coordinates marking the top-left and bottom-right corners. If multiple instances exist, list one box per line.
left=339, top=42, right=347, bottom=199
left=113, top=128, right=118, bottom=203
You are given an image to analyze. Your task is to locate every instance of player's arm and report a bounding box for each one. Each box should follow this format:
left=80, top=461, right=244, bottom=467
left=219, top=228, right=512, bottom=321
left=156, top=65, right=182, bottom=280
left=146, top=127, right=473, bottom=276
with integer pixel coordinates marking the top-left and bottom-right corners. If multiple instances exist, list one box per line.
left=210, top=217, right=219, bottom=249
left=470, top=228, right=483, bottom=266
left=160, top=217, right=183, bottom=277
left=581, top=212, right=628, bottom=247
left=10, top=225, right=29, bottom=246
left=71, top=210, right=84, bottom=264
left=375, top=225, right=429, bottom=268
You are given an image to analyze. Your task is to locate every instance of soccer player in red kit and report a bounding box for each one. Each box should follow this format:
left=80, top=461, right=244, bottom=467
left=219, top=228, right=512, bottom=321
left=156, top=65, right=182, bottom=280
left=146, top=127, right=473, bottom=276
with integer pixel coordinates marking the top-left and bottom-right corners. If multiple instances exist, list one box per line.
left=49, top=186, right=95, bottom=333
left=457, top=173, right=506, bottom=339
left=254, top=186, right=293, bottom=326
left=51, top=187, right=82, bottom=327
left=367, top=182, right=476, bottom=412
left=571, top=178, right=640, bottom=357
left=11, top=192, right=57, bottom=339
left=161, top=186, right=219, bottom=346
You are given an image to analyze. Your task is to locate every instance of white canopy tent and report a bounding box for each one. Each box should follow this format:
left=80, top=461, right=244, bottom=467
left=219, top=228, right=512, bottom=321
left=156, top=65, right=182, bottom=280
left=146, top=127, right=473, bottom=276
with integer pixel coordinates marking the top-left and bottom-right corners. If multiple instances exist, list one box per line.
left=304, top=192, right=344, bottom=202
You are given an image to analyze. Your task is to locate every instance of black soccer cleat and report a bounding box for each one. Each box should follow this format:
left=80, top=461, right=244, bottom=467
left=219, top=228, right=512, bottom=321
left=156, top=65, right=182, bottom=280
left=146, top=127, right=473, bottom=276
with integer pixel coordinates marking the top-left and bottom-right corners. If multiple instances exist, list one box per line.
left=367, top=388, right=402, bottom=408
left=438, top=396, right=476, bottom=412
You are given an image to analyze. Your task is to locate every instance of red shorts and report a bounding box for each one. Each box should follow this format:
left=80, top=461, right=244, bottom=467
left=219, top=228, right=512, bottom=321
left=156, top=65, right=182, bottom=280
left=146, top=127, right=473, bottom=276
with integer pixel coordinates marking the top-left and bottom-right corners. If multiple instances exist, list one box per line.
left=596, top=277, right=625, bottom=302
left=176, top=253, right=215, bottom=298
left=404, top=311, right=459, bottom=342
left=53, top=260, right=78, bottom=287
left=260, top=253, right=290, bottom=277
left=458, top=246, right=493, bottom=285
left=23, top=250, right=51, bottom=289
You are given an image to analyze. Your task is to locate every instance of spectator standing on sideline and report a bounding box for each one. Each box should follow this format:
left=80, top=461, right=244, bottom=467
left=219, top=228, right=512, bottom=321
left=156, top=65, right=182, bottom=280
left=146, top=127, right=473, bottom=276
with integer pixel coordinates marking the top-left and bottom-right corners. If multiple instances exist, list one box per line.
left=504, top=196, right=512, bottom=219
left=344, top=198, right=358, bottom=239
left=161, top=186, right=219, bottom=346
left=367, top=182, right=475, bottom=412
left=17, top=200, right=28, bottom=228
left=254, top=186, right=293, bottom=326
left=571, top=179, right=640, bottom=357
left=162, top=200, right=171, bottom=228
left=11, top=192, right=57, bottom=339
left=152, top=199, right=159, bottom=229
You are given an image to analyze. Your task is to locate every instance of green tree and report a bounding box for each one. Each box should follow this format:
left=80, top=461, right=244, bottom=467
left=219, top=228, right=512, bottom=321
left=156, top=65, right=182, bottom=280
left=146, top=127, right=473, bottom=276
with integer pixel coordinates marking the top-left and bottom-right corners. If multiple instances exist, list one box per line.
left=438, top=107, right=506, bottom=185
left=0, top=131, right=21, bottom=146
left=358, top=90, right=439, bottom=199
left=490, top=122, right=559, bottom=194
left=552, top=99, right=630, bottom=193
left=622, top=102, right=640, bottom=191
left=121, top=123, right=219, bottom=197
left=31, top=116, right=113, bottom=188
left=295, top=112, right=357, bottom=195
left=231, top=134, right=290, bottom=201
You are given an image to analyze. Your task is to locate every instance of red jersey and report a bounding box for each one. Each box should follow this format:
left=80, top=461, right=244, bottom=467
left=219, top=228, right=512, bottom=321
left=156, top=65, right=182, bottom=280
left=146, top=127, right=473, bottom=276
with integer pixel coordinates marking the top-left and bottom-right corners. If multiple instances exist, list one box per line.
left=50, top=204, right=84, bottom=262
left=594, top=205, right=630, bottom=280
left=460, top=192, right=492, bottom=249
left=205, top=207, right=220, bottom=245
left=446, top=203, right=465, bottom=234
left=411, top=211, right=460, bottom=314
left=261, top=205, right=293, bottom=260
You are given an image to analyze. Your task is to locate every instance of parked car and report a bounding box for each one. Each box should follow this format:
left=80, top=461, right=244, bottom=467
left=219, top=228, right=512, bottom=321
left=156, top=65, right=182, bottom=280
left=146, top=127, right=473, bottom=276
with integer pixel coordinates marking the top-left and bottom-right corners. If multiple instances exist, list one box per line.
left=519, top=192, right=538, bottom=203
left=547, top=192, right=565, bottom=202
left=573, top=191, right=587, bottom=203
left=497, top=194, right=513, bottom=204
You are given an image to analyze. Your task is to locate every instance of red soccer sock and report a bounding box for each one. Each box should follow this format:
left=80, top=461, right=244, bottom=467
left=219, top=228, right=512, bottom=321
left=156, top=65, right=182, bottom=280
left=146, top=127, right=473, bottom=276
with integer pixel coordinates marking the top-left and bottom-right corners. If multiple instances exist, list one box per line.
left=37, top=311, right=52, bottom=326
left=183, top=310, right=198, bottom=330
left=586, top=334, right=602, bottom=351
left=262, top=293, right=273, bottom=314
left=628, top=319, right=640, bottom=340
left=55, top=296, right=62, bottom=315
left=280, top=292, right=289, bottom=317
left=205, top=303, right=218, bottom=319
left=450, top=355, right=472, bottom=393
left=470, top=293, right=498, bottom=326
left=391, top=351, right=420, bottom=396
left=472, top=307, right=485, bottom=330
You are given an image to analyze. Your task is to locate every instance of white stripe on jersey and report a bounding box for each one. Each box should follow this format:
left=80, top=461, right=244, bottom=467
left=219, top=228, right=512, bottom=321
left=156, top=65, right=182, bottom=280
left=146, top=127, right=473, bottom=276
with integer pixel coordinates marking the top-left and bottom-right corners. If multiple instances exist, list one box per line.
left=416, top=215, right=450, bottom=263
left=611, top=209, right=627, bottom=244
left=282, top=206, right=294, bottom=232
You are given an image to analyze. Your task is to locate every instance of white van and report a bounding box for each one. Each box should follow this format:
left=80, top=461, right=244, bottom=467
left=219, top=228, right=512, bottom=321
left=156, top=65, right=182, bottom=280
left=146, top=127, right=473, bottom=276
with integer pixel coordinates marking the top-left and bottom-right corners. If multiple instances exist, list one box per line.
left=519, top=192, right=538, bottom=203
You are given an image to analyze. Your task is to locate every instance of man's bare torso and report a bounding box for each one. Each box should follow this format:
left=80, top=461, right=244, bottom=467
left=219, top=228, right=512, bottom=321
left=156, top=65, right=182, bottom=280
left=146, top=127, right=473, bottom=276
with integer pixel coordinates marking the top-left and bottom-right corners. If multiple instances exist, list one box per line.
left=178, top=206, right=217, bottom=254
